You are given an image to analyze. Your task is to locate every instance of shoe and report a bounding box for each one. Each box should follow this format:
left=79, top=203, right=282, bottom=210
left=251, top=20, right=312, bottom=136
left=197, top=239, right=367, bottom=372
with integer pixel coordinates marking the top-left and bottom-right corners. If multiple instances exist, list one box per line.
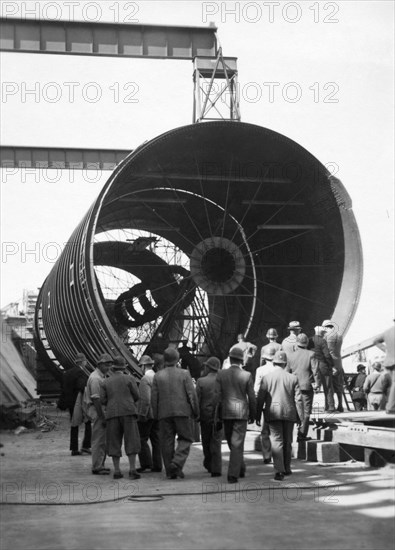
left=71, top=451, right=82, bottom=456
left=92, top=468, right=110, bottom=475
left=129, top=471, right=141, bottom=480
left=169, top=463, right=185, bottom=479
left=136, top=467, right=151, bottom=473
left=81, top=448, right=92, bottom=455
left=211, top=472, right=221, bottom=477
left=274, top=472, right=284, bottom=481
left=284, top=470, right=292, bottom=476
left=336, top=407, right=344, bottom=413
left=240, top=469, right=246, bottom=479
left=113, top=472, right=123, bottom=479
left=263, top=458, right=272, bottom=464
left=227, top=476, right=238, bottom=484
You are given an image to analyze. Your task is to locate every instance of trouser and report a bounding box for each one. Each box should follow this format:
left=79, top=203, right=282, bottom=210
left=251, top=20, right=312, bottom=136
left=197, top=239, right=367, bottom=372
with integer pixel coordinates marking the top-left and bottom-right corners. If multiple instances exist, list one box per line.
left=70, top=423, right=91, bottom=452
left=385, top=367, right=395, bottom=414
left=260, top=419, right=271, bottom=461
left=200, top=421, right=223, bottom=475
left=223, top=419, right=247, bottom=479
left=299, top=390, right=313, bottom=437
left=332, top=370, right=344, bottom=410
left=158, top=417, right=194, bottom=475
left=268, top=420, right=294, bottom=474
left=91, top=414, right=107, bottom=471
left=138, top=419, right=162, bottom=470
left=69, top=407, right=91, bottom=451
left=353, top=399, right=367, bottom=411
left=367, top=393, right=383, bottom=411
left=318, top=364, right=335, bottom=411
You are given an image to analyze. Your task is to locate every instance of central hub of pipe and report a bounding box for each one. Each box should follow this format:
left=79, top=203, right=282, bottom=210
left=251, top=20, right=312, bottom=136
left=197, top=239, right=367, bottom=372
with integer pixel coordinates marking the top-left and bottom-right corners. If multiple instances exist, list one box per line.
left=190, top=237, right=246, bottom=295
left=200, top=247, right=236, bottom=283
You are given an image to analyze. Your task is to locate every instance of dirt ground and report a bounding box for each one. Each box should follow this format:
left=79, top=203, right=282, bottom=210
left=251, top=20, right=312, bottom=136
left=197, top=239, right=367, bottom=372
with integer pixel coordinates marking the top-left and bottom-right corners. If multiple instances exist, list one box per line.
left=0, top=402, right=394, bottom=550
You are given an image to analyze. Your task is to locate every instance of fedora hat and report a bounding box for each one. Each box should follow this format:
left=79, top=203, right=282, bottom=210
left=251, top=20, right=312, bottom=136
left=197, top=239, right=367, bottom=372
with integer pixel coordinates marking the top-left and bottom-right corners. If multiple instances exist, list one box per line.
left=288, top=321, right=301, bottom=330
left=97, top=353, right=114, bottom=365
left=262, top=346, right=277, bottom=360
left=203, top=357, right=221, bottom=371
left=273, top=351, right=287, bottom=365
left=229, top=345, right=244, bottom=362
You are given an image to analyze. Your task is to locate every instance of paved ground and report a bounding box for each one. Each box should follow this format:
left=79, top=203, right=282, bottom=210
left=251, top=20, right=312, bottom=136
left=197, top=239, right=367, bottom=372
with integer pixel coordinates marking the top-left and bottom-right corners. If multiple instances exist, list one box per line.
left=0, top=403, right=394, bottom=550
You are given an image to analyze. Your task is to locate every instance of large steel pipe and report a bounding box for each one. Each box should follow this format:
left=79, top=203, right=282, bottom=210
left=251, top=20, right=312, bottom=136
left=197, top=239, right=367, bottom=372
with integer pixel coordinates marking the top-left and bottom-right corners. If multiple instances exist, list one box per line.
left=34, top=121, right=363, bottom=379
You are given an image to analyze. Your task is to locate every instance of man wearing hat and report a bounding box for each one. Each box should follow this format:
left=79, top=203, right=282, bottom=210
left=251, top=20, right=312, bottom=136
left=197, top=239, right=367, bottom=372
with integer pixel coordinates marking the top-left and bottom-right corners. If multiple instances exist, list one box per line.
left=61, top=352, right=91, bottom=456
left=85, top=353, right=114, bottom=474
left=196, top=357, right=223, bottom=477
left=281, top=321, right=302, bottom=355
left=309, top=326, right=335, bottom=413
left=323, top=320, right=345, bottom=412
left=215, top=345, right=256, bottom=483
left=287, top=334, right=320, bottom=441
left=151, top=347, right=199, bottom=479
left=363, top=362, right=391, bottom=411
left=348, top=365, right=367, bottom=411
left=256, top=351, right=303, bottom=481
left=136, top=355, right=162, bottom=473
left=261, top=328, right=282, bottom=362
left=236, top=333, right=258, bottom=374
left=101, top=355, right=141, bottom=479
left=254, top=346, right=277, bottom=464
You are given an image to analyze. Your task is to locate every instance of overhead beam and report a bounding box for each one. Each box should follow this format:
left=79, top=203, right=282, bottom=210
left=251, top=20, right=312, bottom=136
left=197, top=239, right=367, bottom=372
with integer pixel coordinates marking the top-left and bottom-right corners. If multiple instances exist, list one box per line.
left=0, top=146, right=130, bottom=170
left=0, top=18, right=217, bottom=59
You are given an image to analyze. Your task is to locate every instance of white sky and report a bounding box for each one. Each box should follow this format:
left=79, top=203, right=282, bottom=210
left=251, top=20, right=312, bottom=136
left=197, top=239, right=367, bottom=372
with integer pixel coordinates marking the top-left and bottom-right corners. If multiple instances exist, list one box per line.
left=0, top=0, right=394, bottom=349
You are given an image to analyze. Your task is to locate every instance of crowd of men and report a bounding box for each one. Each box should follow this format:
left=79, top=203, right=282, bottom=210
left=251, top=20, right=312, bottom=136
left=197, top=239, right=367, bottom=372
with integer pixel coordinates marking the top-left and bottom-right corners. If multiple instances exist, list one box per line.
left=60, top=319, right=395, bottom=483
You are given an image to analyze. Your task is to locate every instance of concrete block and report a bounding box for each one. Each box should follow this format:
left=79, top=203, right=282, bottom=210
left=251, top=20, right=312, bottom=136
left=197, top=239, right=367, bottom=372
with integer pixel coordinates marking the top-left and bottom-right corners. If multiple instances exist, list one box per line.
left=307, top=441, right=340, bottom=462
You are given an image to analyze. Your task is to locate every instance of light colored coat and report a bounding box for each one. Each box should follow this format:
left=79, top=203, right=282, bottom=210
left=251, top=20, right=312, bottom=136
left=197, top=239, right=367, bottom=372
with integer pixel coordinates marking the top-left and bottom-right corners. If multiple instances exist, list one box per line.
left=138, top=369, right=155, bottom=420
left=215, top=364, right=256, bottom=420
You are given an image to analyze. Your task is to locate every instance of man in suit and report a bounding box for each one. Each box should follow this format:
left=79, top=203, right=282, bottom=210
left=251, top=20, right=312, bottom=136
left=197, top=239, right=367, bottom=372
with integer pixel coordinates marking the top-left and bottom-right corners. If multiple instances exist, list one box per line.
left=196, top=357, right=223, bottom=477
left=363, top=362, right=391, bottom=410
left=260, top=328, right=282, bottom=364
left=309, top=326, right=335, bottom=412
left=151, top=347, right=199, bottom=479
left=256, top=351, right=303, bottom=481
left=85, top=353, right=113, bottom=475
left=348, top=364, right=367, bottom=411
left=323, top=320, right=345, bottom=412
left=287, top=333, right=319, bottom=441
left=254, top=345, right=277, bottom=464
left=281, top=321, right=302, bottom=355
left=62, top=352, right=91, bottom=456
left=137, top=355, right=162, bottom=473
left=215, top=345, right=256, bottom=484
